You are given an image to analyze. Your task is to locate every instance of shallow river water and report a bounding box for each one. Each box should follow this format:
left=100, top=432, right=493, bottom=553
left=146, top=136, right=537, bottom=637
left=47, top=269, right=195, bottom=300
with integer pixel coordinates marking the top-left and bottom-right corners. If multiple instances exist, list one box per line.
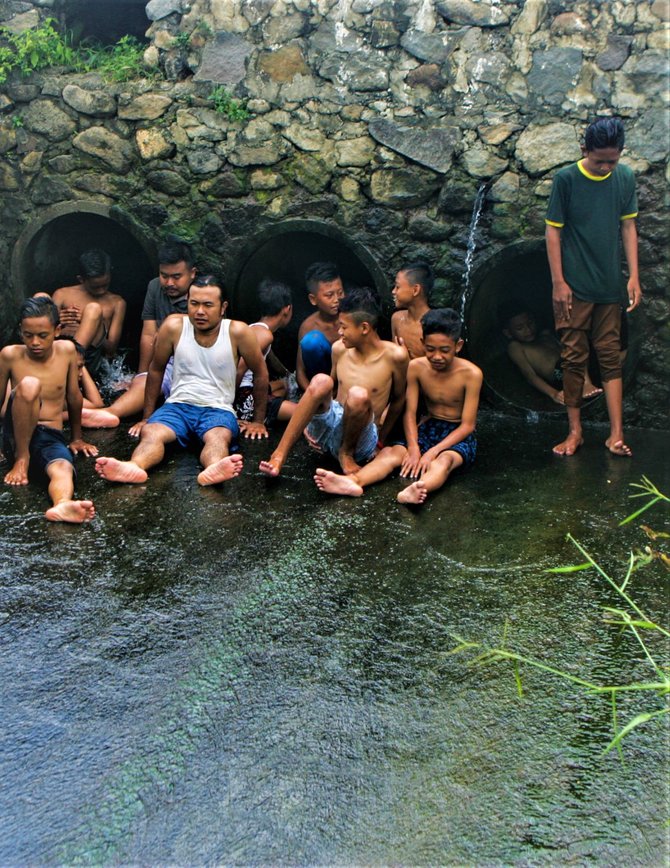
left=1, top=411, right=668, bottom=866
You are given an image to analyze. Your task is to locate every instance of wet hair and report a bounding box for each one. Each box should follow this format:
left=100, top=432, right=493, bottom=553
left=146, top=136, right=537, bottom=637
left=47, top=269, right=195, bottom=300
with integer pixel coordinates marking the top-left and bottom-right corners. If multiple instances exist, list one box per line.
left=258, top=279, right=292, bottom=317
left=421, top=308, right=462, bottom=342
left=158, top=239, right=195, bottom=268
left=79, top=248, right=111, bottom=279
left=400, top=261, right=434, bottom=298
left=20, top=296, right=60, bottom=326
left=305, top=261, right=341, bottom=295
left=190, top=273, right=227, bottom=304
left=339, top=287, right=380, bottom=329
left=584, top=117, right=625, bottom=152
left=498, top=299, right=532, bottom=328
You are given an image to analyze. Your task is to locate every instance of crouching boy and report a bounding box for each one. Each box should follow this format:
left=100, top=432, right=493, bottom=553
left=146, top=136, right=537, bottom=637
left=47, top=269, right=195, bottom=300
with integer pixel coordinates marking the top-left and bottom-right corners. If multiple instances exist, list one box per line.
left=315, top=308, right=482, bottom=505
left=0, top=297, right=97, bottom=523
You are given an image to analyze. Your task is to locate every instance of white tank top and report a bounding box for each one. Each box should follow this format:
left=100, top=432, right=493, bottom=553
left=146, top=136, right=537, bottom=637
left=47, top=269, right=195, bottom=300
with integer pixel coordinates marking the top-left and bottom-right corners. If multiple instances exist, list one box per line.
left=167, top=318, right=236, bottom=412
left=239, top=321, right=271, bottom=389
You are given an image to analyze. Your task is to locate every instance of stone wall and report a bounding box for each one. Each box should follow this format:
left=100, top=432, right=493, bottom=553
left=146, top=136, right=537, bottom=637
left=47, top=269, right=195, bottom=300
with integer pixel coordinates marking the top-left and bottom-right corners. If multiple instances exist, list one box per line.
left=0, top=0, right=668, bottom=425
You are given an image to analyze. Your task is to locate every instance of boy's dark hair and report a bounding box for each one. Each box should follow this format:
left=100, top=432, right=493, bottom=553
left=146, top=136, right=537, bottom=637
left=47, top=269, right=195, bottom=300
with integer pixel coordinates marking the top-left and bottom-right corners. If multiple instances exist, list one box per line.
left=584, top=117, right=625, bottom=152
left=158, top=239, right=195, bottom=268
left=79, top=248, right=112, bottom=279
left=421, top=308, right=462, bottom=342
left=305, top=261, right=340, bottom=295
left=339, top=287, right=380, bottom=329
left=20, top=296, right=60, bottom=326
left=190, top=273, right=227, bottom=304
left=401, top=261, right=434, bottom=298
left=258, top=279, right=292, bottom=317
left=498, top=299, right=531, bottom=328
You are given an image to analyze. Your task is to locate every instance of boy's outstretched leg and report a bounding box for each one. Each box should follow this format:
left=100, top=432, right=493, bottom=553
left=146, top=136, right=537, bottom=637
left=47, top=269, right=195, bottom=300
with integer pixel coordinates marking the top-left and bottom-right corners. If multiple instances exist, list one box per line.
left=260, top=374, right=332, bottom=477
left=4, top=376, right=40, bottom=485
left=197, top=427, right=243, bottom=485
left=44, top=458, right=95, bottom=523
left=602, top=377, right=632, bottom=456
left=95, top=422, right=176, bottom=483
left=315, top=445, right=406, bottom=497
left=398, top=450, right=462, bottom=506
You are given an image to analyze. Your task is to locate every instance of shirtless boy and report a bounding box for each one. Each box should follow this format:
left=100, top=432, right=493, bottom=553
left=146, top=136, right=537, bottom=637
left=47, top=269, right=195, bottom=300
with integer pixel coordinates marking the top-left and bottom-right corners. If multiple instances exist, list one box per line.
left=0, top=297, right=97, bottom=523
left=315, top=308, right=482, bottom=506
left=296, top=261, right=345, bottom=390
left=391, top=261, right=432, bottom=359
left=502, top=306, right=601, bottom=405
left=95, top=275, right=269, bottom=487
left=260, top=288, right=408, bottom=478
left=52, top=248, right=126, bottom=382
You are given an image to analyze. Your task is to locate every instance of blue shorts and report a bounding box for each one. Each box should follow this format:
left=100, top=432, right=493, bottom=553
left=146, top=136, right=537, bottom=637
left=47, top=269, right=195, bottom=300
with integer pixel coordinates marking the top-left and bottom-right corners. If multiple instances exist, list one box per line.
left=148, top=402, right=239, bottom=449
left=417, top=418, right=477, bottom=469
left=3, top=396, right=74, bottom=479
left=306, top=400, right=378, bottom=464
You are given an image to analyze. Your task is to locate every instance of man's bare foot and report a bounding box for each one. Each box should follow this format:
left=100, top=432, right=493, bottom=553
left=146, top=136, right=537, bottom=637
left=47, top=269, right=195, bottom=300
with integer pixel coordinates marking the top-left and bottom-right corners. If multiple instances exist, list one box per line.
left=45, top=499, right=96, bottom=523
left=397, top=481, right=428, bottom=505
left=4, top=458, right=29, bottom=485
left=259, top=455, right=283, bottom=477
left=314, top=468, right=364, bottom=497
left=552, top=433, right=583, bottom=456
left=582, top=384, right=603, bottom=399
left=95, top=456, right=148, bottom=483
left=606, top=438, right=632, bottom=457
left=81, top=408, right=120, bottom=428
left=338, top=451, right=362, bottom=475
left=197, top=454, right=243, bottom=486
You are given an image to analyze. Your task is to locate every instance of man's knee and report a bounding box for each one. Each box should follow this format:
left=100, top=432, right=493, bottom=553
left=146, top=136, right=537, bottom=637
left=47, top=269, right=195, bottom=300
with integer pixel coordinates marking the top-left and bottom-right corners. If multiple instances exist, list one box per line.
left=141, top=422, right=173, bottom=444
left=15, top=376, right=41, bottom=402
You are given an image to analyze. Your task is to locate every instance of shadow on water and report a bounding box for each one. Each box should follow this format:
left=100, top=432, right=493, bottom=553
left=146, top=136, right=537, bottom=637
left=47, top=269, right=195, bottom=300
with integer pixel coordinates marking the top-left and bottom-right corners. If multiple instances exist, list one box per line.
left=1, top=411, right=668, bottom=865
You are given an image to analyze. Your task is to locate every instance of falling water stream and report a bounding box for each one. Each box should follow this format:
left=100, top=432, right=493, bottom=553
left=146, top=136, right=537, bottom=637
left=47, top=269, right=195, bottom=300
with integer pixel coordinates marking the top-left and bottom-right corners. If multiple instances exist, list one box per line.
left=1, top=411, right=668, bottom=864
left=460, top=183, right=488, bottom=322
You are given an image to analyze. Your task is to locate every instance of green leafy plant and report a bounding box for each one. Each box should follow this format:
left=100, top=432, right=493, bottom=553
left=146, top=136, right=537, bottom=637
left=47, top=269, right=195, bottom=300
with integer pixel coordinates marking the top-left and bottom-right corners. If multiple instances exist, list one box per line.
left=78, top=35, right=148, bottom=83
left=449, top=477, right=669, bottom=759
left=0, top=18, right=77, bottom=83
left=11, top=114, right=24, bottom=129
left=208, top=85, right=249, bottom=121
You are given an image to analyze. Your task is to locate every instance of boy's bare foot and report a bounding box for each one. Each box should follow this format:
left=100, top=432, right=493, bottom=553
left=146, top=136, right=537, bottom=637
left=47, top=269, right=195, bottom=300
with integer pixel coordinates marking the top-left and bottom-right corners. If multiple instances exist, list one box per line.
left=314, top=468, right=364, bottom=497
left=552, top=433, right=583, bottom=456
left=259, top=456, right=283, bottom=477
left=4, top=458, right=29, bottom=485
left=45, top=499, right=96, bottom=523
left=338, top=451, right=362, bottom=475
left=95, top=456, right=148, bottom=483
left=81, top=408, right=120, bottom=428
left=606, top=438, right=632, bottom=457
left=197, top=454, right=243, bottom=486
left=582, top=385, right=603, bottom=399
left=397, top=481, right=428, bottom=505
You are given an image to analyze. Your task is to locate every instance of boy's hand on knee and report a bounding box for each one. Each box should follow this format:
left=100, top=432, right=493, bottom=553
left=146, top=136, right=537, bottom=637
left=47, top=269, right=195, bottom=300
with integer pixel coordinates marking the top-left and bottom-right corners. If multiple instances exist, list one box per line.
left=400, top=446, right=422, bottom=478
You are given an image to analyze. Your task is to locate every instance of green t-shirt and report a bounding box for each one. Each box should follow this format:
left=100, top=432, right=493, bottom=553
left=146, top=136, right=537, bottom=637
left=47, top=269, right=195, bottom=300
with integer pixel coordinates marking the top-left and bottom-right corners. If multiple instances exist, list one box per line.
left=545, top=160, right=638, bottom=304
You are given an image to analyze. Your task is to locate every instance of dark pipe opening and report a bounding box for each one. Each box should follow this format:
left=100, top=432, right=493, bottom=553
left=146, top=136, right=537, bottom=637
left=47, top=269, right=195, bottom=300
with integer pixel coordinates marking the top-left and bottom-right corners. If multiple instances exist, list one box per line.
left=228, top=220, right=387, bottom=370
left=466, top=240, right=636, bottom=415
left=61, top=0, right=150, bottom=44
left=11, top=207, right=155, bottom=367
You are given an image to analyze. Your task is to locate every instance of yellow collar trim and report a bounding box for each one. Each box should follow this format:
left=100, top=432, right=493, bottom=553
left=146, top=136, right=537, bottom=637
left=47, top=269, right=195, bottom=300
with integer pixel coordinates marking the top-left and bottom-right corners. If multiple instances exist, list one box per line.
left=578, top=159, right=611, bottom=181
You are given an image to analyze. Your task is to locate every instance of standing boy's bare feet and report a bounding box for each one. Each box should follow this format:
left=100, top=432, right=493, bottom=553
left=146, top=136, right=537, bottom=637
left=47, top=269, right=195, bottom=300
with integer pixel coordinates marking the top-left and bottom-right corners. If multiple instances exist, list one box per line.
left=552, top=433, right=583, bottom=456
left=81, top=408, right=120, bottom=428
left=45, top=500, right=96, bottom=523
left=95, top=456, right=148, bottom=483
left=259, top=455, right=283, bottom=477
left=314, top=468, right=363, bottom=497
left=397, top=481, right=428, bottom=505
left=4, top=459, right=29, bottom=485
left=197, top=454, right=243, bottom=486
left=605, top=437, right=632, bottom=457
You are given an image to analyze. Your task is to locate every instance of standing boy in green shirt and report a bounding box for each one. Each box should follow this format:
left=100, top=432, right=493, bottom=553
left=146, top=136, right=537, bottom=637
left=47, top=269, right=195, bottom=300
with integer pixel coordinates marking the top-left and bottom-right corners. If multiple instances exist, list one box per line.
left=545, top=117, right=641, bottom=457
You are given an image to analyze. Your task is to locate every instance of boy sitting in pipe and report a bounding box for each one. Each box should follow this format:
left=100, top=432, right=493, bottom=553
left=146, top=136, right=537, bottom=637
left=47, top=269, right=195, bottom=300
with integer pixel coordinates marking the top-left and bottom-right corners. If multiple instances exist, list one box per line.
left=0, top=297, right=97, bottom=523
left=295, top=261, right=345, bottom=391
left=260, top=287, right=408, bottom=478
left=314, top=308, right=482, bottom=506
left=501, top=304, right=602, bottom=405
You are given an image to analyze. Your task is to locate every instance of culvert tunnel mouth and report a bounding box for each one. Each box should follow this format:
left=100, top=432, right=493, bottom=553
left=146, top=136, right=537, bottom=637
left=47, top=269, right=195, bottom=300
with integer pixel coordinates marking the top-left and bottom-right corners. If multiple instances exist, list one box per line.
left=11, top=204, right=155, bottom=366
left=228, top=220, right=387, bottom=370
left=465, top=241, right=637, bottom=415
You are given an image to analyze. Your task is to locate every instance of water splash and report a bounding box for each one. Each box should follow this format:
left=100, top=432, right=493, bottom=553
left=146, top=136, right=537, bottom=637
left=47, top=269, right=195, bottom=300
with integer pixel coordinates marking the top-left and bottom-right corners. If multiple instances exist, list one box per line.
left=525, top=410, right=540, bottom=424
left=96, top=352, right=135, bottom=402
left=459, top=183, right=487, bottom=321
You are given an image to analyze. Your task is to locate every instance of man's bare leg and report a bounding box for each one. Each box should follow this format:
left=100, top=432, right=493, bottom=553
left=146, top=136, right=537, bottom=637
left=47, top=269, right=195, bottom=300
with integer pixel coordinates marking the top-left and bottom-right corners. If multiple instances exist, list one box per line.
left=44, top=459, right=96, bottom=523
left=602, top=377, right=631, bottom=456
left=398, top=451, right=462, bottom=506
left=4, top=376, right=40, bottom=485
left=260, top=374, right=333, bottom=477
left=95, top=422, right=176, bottom=483
left=315, top=445, right=406, bottom=497
left=338, top=386, right=372, bottom=475
left=106, top=375, right=147, bottom=420
left=74, top=302, right=105, bottom=349
left=553, top=405, right=583, bottom=456
left=197, top=427, right=244, bottom=485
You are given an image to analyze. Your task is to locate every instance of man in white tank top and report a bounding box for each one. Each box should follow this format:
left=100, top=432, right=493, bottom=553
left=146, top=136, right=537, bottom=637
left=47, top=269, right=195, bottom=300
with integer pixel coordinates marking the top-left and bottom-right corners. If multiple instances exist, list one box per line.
left=95, top=278, right=269, bottom=487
